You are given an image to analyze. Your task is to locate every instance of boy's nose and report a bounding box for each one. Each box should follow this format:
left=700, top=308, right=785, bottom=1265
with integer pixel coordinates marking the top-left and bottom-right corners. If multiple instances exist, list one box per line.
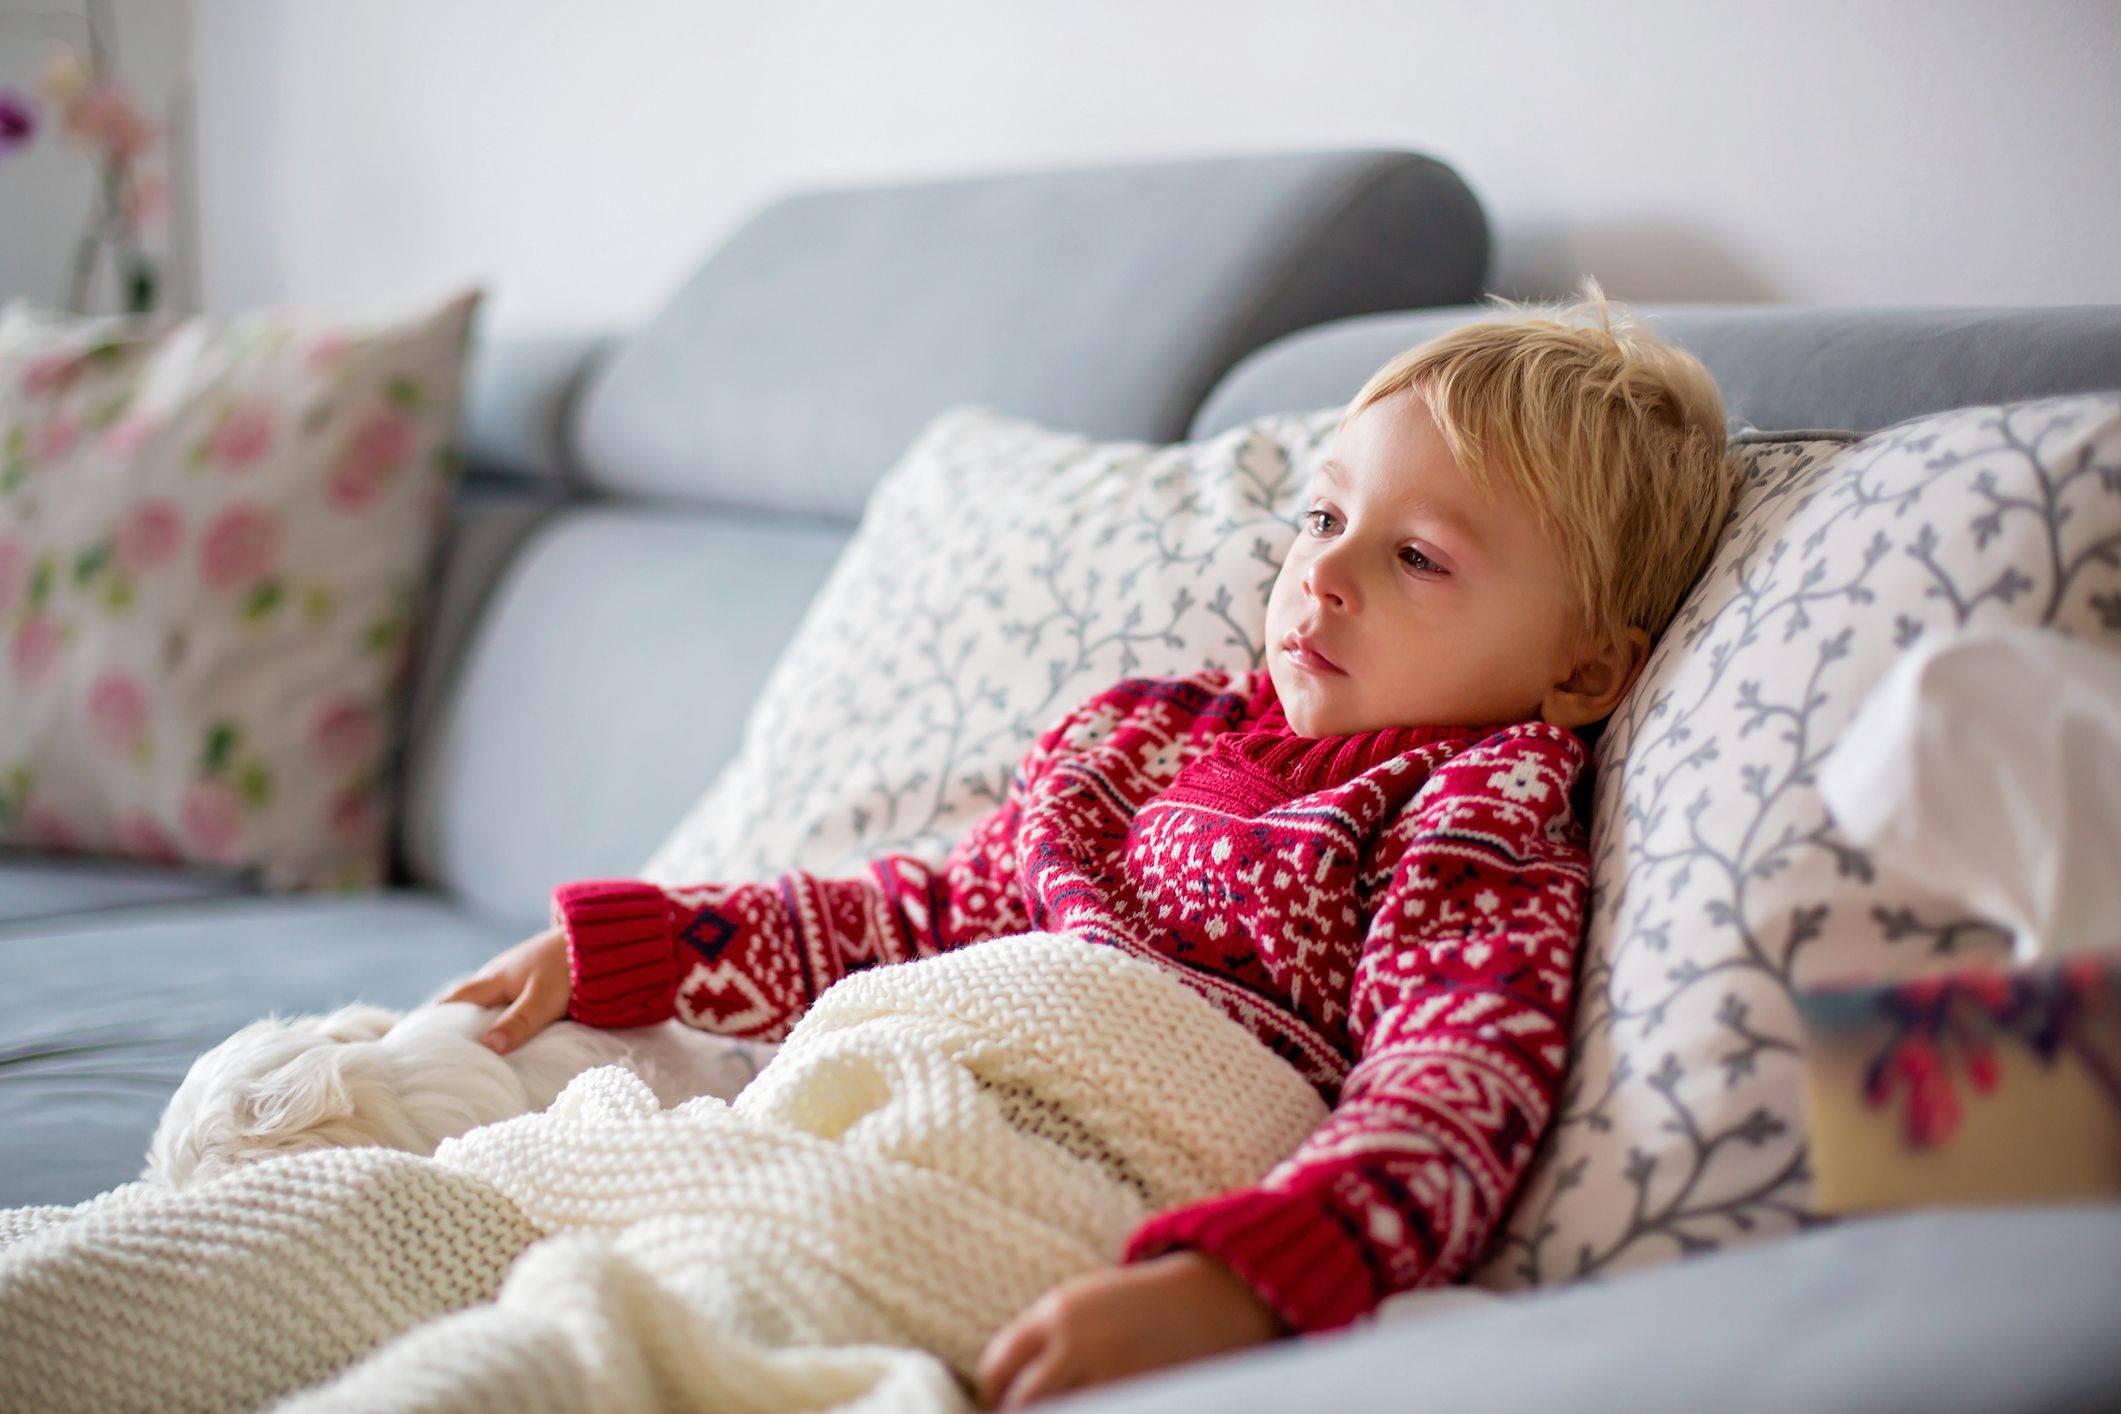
left=1304, top=560, right=1353, bottom=611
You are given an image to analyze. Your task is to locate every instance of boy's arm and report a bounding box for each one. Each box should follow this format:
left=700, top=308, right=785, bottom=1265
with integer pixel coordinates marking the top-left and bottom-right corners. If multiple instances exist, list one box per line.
left=1120, top=726, right=1592, bottom=1333
left=556, top=691, right=1098, bottom=1039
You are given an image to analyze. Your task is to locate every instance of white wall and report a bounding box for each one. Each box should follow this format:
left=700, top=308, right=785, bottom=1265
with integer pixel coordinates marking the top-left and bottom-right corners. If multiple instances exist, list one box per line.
left=13, top=1, right=2121, bottom=337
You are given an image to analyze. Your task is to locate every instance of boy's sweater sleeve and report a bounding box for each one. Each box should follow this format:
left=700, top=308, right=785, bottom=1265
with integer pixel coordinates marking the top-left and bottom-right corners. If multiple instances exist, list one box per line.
left=1121, top=727, right=1592, bottom=1334
left=552, top=694, right=1096, bottom=1040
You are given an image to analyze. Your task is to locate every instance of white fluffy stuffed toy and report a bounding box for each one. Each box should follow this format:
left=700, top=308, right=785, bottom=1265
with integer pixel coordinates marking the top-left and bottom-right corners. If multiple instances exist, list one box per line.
left=146, top=1000, right=764, bottom=1189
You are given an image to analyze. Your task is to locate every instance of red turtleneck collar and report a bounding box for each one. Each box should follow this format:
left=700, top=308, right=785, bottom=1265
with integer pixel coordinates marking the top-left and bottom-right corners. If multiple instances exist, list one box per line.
left=1158, top=670, right=1529, bottom=817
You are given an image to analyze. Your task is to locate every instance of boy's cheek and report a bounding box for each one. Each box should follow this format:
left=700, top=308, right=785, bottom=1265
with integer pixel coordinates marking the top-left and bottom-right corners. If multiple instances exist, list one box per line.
left=1265, top=564, right=1300, bottom=623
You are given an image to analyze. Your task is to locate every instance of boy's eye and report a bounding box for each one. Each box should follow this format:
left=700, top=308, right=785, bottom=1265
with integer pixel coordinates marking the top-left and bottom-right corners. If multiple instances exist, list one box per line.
left=1401, top=547, right=1442, bottom=574
left=1302, top=508, right=1337, bottom=536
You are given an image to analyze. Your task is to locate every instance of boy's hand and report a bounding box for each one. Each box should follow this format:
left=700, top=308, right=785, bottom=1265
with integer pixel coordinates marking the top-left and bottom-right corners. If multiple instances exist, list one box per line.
left=438, top=925, right=571, bottom=1054
left=974, top=1252, right=1288, bottom=1409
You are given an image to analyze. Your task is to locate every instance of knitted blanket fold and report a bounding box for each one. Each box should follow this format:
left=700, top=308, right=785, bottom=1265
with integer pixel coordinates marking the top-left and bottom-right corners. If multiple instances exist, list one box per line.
left=0, top=932, right=1328, bottom=1414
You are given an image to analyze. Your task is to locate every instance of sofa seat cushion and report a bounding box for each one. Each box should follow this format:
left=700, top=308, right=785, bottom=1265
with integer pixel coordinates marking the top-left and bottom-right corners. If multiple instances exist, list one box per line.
left=0, top=854, right=255, bottom=923
left=0, top=890, right=517, bottom=1206
left=1072, top=1203, right=2121, bottom=1414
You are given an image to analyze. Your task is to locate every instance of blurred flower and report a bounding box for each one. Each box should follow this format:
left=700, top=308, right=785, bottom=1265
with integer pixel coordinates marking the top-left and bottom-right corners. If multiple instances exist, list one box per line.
left=8, top=39, right=169, bottom=313
left=199, top=504, right=284, bottom=591
left=67, top=79, right=155, bottom=164
left=0, top=88, right=35, bottom=160
left=129, top=169, right=166, bottom=225
left=181, top=778, right=245, bottom=860
left=42, top=48, right=88, bottom=109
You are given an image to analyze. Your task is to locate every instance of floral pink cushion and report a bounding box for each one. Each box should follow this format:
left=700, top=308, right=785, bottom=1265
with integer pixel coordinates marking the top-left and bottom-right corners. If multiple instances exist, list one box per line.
left=0, top=288, right=481, bottom=889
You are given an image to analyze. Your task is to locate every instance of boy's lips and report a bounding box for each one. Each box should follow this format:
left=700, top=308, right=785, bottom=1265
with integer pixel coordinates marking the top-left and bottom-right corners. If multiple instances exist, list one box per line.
left=1283, top=631, right=1347, bottom=676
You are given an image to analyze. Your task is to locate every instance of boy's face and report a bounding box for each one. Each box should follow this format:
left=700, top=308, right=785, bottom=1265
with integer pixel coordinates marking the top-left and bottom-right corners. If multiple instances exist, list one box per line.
left=1266, top=387, right=1595, bottom=737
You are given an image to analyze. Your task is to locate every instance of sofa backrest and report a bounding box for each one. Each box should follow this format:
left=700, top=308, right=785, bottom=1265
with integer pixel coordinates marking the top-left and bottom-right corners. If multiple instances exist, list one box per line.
left=568, top=149, right=1489, bottom=523
left=395, top=150, right=1492, bottom=926
left=1190, top=304, right=2121, bottom=438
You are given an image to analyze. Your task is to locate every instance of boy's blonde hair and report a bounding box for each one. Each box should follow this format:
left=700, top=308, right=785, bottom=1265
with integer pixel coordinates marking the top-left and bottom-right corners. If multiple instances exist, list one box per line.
left=1344, top=278, right=1737, bottom=656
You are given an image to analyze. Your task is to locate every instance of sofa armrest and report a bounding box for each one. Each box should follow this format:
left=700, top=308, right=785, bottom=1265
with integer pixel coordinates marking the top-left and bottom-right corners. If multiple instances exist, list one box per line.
left=460, top=330, right=624, bottom=486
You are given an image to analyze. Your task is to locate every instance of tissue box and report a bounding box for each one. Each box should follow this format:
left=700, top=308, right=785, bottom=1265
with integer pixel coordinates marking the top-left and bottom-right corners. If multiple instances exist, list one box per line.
left=1795, top=952, right=2121, bottom=1214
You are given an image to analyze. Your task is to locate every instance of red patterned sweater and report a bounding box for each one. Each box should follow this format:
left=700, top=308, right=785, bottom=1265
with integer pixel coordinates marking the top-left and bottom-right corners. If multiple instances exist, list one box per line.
left=552, top=667, right=1591, bottom=1333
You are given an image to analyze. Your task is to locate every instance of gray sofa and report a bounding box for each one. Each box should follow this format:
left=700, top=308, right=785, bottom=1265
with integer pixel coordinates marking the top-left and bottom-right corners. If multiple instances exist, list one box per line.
left=4, top=149, right=2119, bottom=1410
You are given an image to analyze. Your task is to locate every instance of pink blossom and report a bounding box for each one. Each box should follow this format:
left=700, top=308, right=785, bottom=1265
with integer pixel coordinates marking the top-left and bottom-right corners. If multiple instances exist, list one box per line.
left=327, top=784, right=379, bottom=847
left=198, top=504, right=282, bottom=591
left=328, top=408, right=416, bottom=510
left=304, top=331, right=354, bottom=372
left=128, top=170, right=167, bottom=228
left=116, top=810, right=182, bottom=864
left=116, top=499, right=183, bottom=573
left=310, top=699, right=380, bottom=769
left=21, top=351, right=81, bottom=397
left=210, top=403, right=276, bottom=470
left=67, top=80, right=155, bottom=164
left=88, top=669, right=149, bottom=752
left=11, top=614, right=60, bottom=683
left=104, top=411, right=159, bottom=456
left=181, top=778, right=245, bottom=861
left=33, top=415, right=79, bottom=461
left=21, top=800, right=79, bottom=852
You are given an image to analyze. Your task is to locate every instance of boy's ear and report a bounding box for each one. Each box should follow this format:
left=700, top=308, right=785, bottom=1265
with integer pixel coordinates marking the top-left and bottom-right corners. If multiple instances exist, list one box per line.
left=1541, top=626, right=1651, bottom=731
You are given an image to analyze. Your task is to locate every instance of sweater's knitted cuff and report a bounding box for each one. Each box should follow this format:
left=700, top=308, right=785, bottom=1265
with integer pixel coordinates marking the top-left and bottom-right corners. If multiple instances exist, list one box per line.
left=1122, top=1185, right=1378, bottom=1335
left=552, top=878, right=678, bottom=1028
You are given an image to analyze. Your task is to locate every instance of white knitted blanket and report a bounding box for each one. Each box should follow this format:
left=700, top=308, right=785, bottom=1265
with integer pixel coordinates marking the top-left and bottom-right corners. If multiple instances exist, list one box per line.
left=0, top=932, right=1327, bottom=1413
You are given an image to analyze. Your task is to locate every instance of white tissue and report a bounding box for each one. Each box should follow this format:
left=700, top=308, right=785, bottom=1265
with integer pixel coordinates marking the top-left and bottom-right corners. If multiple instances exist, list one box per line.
left=1819, top=623, right=2121, bottom=964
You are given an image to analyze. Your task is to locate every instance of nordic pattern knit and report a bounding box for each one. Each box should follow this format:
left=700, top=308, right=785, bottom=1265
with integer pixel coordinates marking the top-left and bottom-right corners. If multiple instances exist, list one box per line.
left=555, top=667, right=1592, bottom=1334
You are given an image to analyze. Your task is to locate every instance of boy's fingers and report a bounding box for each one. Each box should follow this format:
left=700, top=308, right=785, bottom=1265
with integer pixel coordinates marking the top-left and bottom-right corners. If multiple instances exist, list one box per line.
left=483, top=972, right=565, bottom=1055
left=438, top=973, right=508, bottom=1007
left=976, top=1318, right=1044, bottom=1409
left=999, top=1347, right=1075, bottom=1409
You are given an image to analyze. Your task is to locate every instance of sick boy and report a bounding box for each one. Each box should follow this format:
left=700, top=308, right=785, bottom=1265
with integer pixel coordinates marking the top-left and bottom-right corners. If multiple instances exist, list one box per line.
left=446, top=281, right=1738, bottom=1408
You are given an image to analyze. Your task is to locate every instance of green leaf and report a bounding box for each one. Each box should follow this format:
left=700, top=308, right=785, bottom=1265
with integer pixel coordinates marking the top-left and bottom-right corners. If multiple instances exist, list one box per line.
left=242, top=580, right=285, bottom=623
left=4, top=426, right=24, bottom=459
left=73, top=542, right=112, bottom=585
left=101, top=574, right=135, bottom=613
left=90, top=394, right=133, bottom=430
left=0, top=464, right=22, bottom=494
left=28, top=558, right=53, bottom=606
left=237, top=759, right=274, bottom=807
left=302, top=585, right=334, bottom=623
left=202, top=721, right=239, bottom=775
left=386, top=376, right=423, bottom=410
left=364, top=615, right=403, bottom=653
left=0, top=763, right=29, bottom=821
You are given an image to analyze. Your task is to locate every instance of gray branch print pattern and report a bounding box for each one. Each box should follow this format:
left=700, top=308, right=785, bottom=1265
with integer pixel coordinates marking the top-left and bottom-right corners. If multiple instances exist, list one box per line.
left=1473, top=394, right=2121, bottom=1292
left=641, top=405, right=1341, bottom=887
